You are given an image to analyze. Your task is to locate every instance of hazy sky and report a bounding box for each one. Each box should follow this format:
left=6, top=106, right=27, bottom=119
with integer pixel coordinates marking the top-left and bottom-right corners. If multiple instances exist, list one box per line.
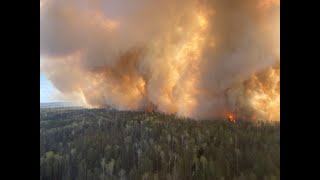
left=40, top=71, right=58, bottom=102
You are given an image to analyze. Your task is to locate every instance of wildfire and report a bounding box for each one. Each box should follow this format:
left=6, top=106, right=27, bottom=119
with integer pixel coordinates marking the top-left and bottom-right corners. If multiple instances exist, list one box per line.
left=41, top=0, right=280, bottom=122
left=247, top=63, right=280, bottom=121
left=228, top=113, right=236, bottom=123
left=144, top=3, right=211, bottom=117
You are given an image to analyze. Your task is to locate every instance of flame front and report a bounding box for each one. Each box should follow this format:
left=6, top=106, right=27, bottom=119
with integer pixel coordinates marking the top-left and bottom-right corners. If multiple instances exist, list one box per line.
left=247, top=63, right=280, bottom=121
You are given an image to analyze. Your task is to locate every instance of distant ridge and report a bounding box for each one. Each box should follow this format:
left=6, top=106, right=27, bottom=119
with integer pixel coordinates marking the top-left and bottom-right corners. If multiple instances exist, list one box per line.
left=40, top=102, right=82, bottom=108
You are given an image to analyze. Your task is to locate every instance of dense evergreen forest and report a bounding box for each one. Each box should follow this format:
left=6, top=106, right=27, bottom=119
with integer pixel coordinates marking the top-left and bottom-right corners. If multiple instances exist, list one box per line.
left=40, top=108, right=280, bottom=180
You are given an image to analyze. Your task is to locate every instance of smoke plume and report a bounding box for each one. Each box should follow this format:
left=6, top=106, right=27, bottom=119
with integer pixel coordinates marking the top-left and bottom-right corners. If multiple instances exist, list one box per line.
left=40, top=0, right=280, bottom=121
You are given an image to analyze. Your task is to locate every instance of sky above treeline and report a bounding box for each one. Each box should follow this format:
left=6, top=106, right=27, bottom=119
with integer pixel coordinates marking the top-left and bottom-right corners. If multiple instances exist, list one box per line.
left=40, top=72, right=57, bottom=102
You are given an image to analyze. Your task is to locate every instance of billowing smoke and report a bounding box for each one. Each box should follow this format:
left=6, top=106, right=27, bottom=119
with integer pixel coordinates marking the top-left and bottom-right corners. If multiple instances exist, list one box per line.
left=40, top=0, right=280, bottom=121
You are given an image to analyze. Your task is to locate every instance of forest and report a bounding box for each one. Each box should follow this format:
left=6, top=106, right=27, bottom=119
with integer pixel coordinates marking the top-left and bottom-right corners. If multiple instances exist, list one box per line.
left=40, top=108, right=280, bottom=180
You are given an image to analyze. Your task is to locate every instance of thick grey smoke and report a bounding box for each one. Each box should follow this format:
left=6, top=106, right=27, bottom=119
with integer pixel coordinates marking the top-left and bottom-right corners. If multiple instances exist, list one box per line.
left=40, top=0, right=280, bottom=120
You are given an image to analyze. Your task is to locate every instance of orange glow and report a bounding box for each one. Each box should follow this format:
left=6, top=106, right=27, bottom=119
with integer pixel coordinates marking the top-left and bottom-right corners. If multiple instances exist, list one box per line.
left=228, top=113, right=236, bottom=123
left=247, top=63, right=280, bottom=121
left=41, top=0, right=279, bottom=122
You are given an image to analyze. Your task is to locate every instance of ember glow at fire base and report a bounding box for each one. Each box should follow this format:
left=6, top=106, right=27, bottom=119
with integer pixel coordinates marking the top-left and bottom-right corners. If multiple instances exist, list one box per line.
left=40, top=0, right=280, bottom=121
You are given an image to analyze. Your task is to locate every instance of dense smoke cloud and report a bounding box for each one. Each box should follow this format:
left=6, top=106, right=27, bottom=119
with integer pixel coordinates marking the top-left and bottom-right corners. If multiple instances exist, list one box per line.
left=40, top=0, right=280, bottom=121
